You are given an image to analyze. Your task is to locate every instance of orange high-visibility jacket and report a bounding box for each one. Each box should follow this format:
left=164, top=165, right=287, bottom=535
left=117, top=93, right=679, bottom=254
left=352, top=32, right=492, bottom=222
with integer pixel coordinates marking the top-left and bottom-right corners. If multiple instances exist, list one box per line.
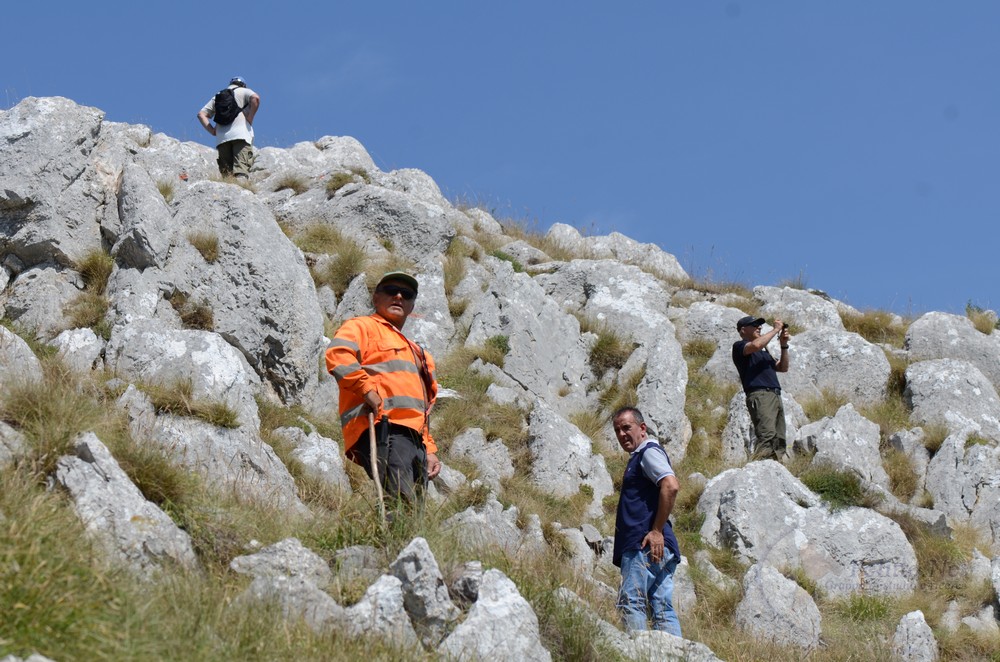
left=325, top=314, right=438, bottom=462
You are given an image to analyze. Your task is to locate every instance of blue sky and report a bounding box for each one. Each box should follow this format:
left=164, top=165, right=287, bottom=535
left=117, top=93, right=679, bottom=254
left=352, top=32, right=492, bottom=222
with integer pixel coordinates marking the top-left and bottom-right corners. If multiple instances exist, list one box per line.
left=3, top=2, right=996, bottom=316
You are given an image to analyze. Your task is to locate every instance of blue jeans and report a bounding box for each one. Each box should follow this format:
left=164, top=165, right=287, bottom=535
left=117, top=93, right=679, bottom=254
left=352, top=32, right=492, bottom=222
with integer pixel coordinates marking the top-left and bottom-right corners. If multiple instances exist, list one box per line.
left=617, top=548, right=681, bottom=636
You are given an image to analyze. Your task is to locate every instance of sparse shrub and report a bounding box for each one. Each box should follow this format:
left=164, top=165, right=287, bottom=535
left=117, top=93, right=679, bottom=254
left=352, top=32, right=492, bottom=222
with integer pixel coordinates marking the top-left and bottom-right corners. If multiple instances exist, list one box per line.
left=313, top=246, right=367, bottom=298
left=841, top=309, right=908, bottom=347
left=274, top=174, right=308, bottom=195
left=144, top=380, right=240, bottom=429
left=187, top=231, right=220, bottom=263
left=478, top=335, right=510, bottom=367
left=965, top=301, right=999, bottom=335
left=799, top=464, right=880, bottom=510
left=77, top=249, right=115, bottom=293
left=589, top=328, right=634, bottom=378
left=325, top=167, right=370, bottom=198
left=169, top=292, right=214, bottom=331
left=489, top=249, right=525, bottom=273
left=157, top=179, right=175, bottom=203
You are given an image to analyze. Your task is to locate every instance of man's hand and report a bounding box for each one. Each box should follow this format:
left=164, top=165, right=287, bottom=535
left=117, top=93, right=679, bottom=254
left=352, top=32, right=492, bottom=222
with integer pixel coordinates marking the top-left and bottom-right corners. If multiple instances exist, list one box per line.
left=426, top=452, right=442, bottom=479
left=363, top=390, right=382, bottom=414
left=641, top=529, right=665, bottom=564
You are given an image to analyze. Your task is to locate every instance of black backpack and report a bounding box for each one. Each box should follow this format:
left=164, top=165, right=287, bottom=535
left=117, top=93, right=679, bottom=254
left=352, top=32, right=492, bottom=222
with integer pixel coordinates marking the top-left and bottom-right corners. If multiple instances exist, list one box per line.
left=213, top=87, right=243, bottom=125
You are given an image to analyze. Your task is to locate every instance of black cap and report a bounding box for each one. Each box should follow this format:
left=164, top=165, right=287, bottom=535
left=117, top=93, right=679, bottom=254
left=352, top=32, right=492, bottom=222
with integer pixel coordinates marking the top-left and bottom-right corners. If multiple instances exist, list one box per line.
left=736, top=316, right=766, bottom=330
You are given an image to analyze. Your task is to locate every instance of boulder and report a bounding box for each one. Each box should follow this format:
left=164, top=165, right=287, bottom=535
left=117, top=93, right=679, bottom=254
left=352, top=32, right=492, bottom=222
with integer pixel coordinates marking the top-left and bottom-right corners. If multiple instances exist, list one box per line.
left=0, top=97, right=107, bottom=269
left=776, top=328, right=891, bottom=404
left=271, top=426, right=351, bottom=493
left=449, top=428, right=514, bottom=492
left=110, top=161, right=173, bottom=269
left=117, top=385, right=307, bottom=515
left=50, top=327, right=105, bottom=373
left=636, top=331, right=690, bottom=461
left=906, top=311, right=1000, bottom=388
left=0, top=422, right=28, bottom=469
left=925, top=428, right=1000, bottom=547
left=753, top=286, right=845, bottom=331
left=54, top=433, right=198, bottom=578
left=794, top=404, right=890, bottom=488
left=2, top=263, right=81, bottom=340
left=698, top=461, right=917, bottom=596
left=905, top=359, right=1000, bottom=442
left=442, top=495, right=532, bottom=556
left=734, top=563, right=822, bottom=650
left=892, top=610, right=938, bottom=662
left=527, top=401, right=613, bottom=519
left=230, top=538, right=332, bottom=589
left=106, top=321, right=261, bottom=429
left=389, top=537, right=460, bottom=647
left=0, top=325, right=43, bottom=385
left=465, top=259, right=594, bottom=416
left=544, top=223, right=687, bottom=282
left=438, top=569, right=551, bottom=662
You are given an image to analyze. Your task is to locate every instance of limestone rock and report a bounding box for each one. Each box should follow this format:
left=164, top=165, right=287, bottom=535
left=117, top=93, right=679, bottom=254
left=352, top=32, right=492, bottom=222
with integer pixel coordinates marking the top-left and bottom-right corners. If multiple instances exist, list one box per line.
left=442, top=495, right=529, bottom=556
left=54, top=433, right=198, bottom=578
left=0, top=325, right=43, bottom=385
left=777, top=328, right=891, bottom=404
left=925, top=428, right=1000, bottom=547
left=905, top=359, right=1000, bottom=442
left=230, top=538, right=332, bottom=589
left=906, top=311, right=1000, bottom=388
left=50, top=327, right=105, bottom=373
left=544, top=223, right=687, bottom=282
left=449, top=428, right=514, bottom=492
left=438, top=569, right=551, bottom=662
left=271, top=426, right=351, bottom=492
left=527, top=401, right=613, bottom=519
left=698, top=461, right=917, bottom=596
left=794, top=404, right=890, bottom=487
left=734, top=563, right=822, bottom=650
left=389, top=537, right=460, bottom=647
left=636, top=331, right=690, bottom=462
left=2, top=264, right=81, bottom=340
left=753, top=285, right=845, bottom=331
left=892, top=610, right=938, bottom=662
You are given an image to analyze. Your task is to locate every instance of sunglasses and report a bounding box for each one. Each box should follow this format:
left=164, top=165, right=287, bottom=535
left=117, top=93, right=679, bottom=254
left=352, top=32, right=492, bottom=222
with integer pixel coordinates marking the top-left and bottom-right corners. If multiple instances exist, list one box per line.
left=377, top=285, right=417, bottom=301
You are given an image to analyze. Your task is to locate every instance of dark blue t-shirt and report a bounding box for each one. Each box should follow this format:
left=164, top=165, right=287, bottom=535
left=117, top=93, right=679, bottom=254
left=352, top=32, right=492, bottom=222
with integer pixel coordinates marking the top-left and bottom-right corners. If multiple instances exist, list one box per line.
left=732, top=340, right=781, bottom=392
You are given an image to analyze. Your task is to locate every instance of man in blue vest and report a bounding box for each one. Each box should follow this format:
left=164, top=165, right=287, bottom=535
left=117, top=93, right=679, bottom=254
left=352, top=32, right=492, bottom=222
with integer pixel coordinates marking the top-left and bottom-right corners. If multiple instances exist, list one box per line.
left=611, top=406, right=682, bottom=636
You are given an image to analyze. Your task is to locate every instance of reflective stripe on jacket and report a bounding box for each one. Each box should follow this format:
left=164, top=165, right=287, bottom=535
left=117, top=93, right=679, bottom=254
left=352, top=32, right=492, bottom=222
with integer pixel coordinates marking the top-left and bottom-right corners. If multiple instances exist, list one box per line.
left=325, top=314, right=438, bottom=461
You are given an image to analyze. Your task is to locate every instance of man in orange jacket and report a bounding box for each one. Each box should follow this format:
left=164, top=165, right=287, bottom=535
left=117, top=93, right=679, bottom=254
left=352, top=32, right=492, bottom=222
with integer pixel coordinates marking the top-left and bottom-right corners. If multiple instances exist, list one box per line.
left=326, top=271, right=442, bottom=502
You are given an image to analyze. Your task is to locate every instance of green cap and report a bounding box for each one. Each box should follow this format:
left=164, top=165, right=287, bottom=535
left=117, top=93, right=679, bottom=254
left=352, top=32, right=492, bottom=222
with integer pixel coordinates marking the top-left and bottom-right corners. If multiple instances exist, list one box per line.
left=376, top=271, right=419, bottom=293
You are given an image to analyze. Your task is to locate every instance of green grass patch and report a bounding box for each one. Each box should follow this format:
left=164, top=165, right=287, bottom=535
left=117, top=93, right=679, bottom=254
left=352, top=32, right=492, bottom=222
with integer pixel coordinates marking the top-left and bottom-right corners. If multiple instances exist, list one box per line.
left=325, top=167, right=371, bottom=197
left=799, top=465, right=880, bottom=510
left=588, top=327, right=634, bottom=379
left=489, top=250, right=525, bottom=273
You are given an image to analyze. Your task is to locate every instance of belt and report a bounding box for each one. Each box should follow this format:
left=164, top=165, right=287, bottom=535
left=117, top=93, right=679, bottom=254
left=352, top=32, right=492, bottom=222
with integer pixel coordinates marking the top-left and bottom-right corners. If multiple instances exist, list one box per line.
left=749, top=387, right=781, bottom=394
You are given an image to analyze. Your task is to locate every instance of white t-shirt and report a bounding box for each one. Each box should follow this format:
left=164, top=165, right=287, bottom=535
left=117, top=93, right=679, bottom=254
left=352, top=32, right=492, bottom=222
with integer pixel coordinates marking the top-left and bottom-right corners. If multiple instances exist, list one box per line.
left=200, top=85, right=256, bottom=146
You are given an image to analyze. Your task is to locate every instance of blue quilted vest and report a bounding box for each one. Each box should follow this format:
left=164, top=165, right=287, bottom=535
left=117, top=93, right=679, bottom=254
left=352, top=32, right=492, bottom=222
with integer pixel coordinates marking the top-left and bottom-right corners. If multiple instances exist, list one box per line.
left=613, top=442, right=681, bottom=567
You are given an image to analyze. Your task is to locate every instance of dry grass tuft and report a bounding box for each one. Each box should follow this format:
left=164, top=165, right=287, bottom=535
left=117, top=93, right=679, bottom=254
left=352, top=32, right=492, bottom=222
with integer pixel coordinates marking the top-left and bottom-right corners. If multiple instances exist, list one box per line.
left=187, top=231, right=220, bottom=263
left=169, top=292, right=215, bottom=331
left=841, top=309, right=909, bottom=347
left=144, top=380, right=240, bottom=429
left=274, top=174, right=309, bottom=195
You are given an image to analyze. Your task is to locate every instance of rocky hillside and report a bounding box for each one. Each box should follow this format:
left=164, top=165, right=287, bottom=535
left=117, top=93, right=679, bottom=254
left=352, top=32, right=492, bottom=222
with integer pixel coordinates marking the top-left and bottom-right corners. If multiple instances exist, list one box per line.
left=1, top=96, right=999, bottom=661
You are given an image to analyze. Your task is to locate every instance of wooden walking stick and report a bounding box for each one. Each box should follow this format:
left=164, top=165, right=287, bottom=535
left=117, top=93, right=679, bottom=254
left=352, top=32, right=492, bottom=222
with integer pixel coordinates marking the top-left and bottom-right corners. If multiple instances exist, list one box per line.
left=368, top=412, right=386, bottom=524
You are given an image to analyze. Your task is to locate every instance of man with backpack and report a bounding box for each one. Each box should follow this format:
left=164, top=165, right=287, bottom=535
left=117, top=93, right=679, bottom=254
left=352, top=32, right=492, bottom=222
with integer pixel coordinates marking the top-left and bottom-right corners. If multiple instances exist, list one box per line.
left=197, top=77, right=260, bottom=178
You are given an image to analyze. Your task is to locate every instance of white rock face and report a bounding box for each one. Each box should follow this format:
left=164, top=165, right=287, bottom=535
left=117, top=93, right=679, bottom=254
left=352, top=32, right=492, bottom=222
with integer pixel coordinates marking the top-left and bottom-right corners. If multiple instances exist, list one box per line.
left=271, top=426, right=351, bottom=493
left=754, top=285, right=846, bottom=331
left=54, top=433, right=198, bottom=578
left=449, top=428, right=514, bottom=492
left=892, top=610, right=938, bottom=662
left=50, top=327, right=105, bottom=373
left=698, top=461, right=917, bottom=596
left=794, top=404, right=890, bottom=487
left=906, top=311, right=1000, bottom=388
left=527, top=401, right=613, bottom=519
left=0, top=325, right=43, bottom=385
left=544, top=223, right=688, bottom=282
left=438, top=569, right=551, bottom=662
left=636, top=330, right=691, bottom=462
left=389, top=537, right=460, bottom=647
left=925, top=428, right=1000, bottom=548
left=230, top=537, right=332, bottom=588
left=776, top=328, right=891, bottom=404
left=735, top=563, right=822, bottom=650
left=905, top=359, right=1000, bottom=442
